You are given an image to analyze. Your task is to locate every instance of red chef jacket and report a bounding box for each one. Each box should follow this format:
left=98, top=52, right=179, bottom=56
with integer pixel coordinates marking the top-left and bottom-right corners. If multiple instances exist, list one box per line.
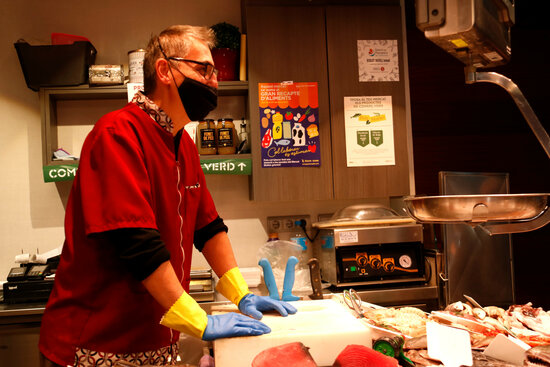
left=39, top=102, right=219, bottom=366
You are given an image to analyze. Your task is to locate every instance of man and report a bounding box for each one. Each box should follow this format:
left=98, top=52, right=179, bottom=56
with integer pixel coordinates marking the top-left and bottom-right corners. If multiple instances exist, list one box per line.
left=39, top=25, right=296, bottom=367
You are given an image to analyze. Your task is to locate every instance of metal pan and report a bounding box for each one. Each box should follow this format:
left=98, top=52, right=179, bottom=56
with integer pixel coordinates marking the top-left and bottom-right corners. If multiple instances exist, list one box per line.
left=403, top=194, right=549, bottom=223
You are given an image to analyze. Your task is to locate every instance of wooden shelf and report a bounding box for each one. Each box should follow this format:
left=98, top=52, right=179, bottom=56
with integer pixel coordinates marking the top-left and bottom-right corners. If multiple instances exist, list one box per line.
left=39, top=81, right=250, bottom=181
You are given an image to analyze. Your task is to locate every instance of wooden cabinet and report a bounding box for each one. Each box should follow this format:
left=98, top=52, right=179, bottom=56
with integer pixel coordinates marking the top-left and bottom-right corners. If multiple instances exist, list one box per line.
left=247, top=5, right=334, bottom=201
left=246, top=0, right=414, bottom=201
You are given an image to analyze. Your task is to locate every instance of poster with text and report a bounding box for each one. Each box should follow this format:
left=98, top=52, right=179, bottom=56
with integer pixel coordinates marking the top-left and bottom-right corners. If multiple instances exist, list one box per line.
left=259, top=82, right=320, bottom=168
left=344, top=96, right=396, bottom=167
left=357, top=40, right=399, bottom=82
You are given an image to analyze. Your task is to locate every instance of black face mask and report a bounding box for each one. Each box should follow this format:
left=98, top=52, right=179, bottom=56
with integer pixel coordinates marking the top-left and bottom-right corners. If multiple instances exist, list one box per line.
left=176, top=77, right=218, bottom=121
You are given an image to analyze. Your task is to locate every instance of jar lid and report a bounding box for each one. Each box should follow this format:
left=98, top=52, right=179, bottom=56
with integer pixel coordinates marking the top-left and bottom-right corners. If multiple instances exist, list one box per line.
left=218, top=118, right=233, bottom=122
left=128, top=49, right=146, bottom=54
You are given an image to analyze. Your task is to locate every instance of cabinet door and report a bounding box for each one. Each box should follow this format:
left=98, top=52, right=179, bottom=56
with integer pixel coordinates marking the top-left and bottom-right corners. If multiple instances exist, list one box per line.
left=247, top=5, right=334, bottom=201
left=326, top=5, right=414, bottom=199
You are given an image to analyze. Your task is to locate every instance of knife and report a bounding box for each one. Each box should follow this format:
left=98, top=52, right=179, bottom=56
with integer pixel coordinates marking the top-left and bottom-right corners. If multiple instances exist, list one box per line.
left=307, top=258, right=324, bottom=300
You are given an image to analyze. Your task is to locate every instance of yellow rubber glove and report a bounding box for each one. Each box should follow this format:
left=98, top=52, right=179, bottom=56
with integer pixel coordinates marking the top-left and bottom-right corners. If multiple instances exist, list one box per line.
left=215, top=267, right=250, bottom=306
left=160, top=291, right=208, bottom=339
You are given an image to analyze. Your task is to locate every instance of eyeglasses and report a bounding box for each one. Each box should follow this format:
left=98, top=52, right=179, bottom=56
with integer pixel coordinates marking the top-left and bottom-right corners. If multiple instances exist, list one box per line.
left=166, top=57, right=218, bottom=80
left=157, top=40, right=218, bottom=80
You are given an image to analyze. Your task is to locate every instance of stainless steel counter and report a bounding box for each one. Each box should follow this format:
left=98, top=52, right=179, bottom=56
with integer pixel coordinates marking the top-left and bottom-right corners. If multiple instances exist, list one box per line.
left=0, top=283, right=439, bottom=317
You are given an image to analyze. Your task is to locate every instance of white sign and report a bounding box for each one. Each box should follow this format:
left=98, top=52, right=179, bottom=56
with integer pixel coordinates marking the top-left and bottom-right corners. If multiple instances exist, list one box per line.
left=357, top=40, right=399, bottom=82
left=343, top=96, right=396, bottom=167
left=127, top=82, right=144, bottom=102
left=338, top=231, right=358, bottom=244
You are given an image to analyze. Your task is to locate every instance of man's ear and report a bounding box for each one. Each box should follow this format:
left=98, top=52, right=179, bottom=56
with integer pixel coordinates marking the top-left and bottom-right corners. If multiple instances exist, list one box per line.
left=155, top=58, right=173, bottom=86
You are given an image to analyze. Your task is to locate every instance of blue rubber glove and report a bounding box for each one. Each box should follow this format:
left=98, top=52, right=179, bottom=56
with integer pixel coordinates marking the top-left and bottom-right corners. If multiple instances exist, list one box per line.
left=202, top=313, right=271, bottom=341
left=238, top=293, right=298, bottom=320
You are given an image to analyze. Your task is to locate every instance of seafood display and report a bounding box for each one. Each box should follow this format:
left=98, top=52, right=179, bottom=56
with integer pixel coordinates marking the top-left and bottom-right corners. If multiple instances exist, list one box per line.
left=525, top=344, right=550, bottom=367
left=361, top=306, right=428, bottom=338
left=357, top=300, right=550, bottom=347
left=440, top=301, right=550, bottom=347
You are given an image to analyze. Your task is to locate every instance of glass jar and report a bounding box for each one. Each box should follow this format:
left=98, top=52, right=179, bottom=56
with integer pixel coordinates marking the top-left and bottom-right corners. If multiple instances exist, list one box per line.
left=216, top=118, right=237, bottom=155
left=196, top=119, right=217, bottom=155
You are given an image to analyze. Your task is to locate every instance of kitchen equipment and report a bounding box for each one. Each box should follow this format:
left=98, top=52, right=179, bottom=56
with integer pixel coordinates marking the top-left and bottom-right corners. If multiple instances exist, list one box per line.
left=405, top=194, right=548, bottom=223
left=314, top=204, right=415, bottom=228
left=314, top=205, right=425, bottom=288
left=427, top=172, right=515, bottom=307
left=281, top=256, right=300, bottom=301
left=404, top=193, right=550, bottom=235
left=212, top=298, right=373, bottom=367
left=373, top=336, right=415, bottom=367
left=189, top=269, right=214, bottom=302
left=258, top=258, right=279, bottom=300
left=416, top=0, right=514, bottom=69
left=307, top=258, right=323, bottom=300
left=258, top=256, right=299, bottom=301
left=414, top=0, right=550, bottom=235
left=342, top=288, right=364, bottom=318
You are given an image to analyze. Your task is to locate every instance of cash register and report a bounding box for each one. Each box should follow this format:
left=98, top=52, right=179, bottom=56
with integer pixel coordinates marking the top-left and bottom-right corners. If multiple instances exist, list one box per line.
left=3, top=256, right=58, bottom=304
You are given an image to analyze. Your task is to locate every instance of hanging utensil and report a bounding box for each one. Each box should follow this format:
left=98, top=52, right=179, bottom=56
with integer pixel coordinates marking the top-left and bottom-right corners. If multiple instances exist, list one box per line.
left=342, top=288, right=364, bottom=318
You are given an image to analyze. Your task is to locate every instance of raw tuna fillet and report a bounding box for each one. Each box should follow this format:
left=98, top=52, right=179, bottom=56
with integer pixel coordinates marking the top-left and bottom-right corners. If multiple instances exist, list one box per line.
left=333, top=344, right=399, bottom=367
left=251, top=341, right=318, bottom=367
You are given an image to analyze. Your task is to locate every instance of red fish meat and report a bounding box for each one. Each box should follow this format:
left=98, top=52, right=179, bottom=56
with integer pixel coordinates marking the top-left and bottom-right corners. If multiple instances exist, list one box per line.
left=251, top=342, right=318, bottom=367
left=333, top=344, right=399, bottom=367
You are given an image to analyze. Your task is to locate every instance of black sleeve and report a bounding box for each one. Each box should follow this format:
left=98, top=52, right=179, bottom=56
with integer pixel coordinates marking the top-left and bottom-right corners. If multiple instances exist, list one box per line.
left=194, top=216, right=228, bottom=252
left=98, top=228, right=171, bottom=281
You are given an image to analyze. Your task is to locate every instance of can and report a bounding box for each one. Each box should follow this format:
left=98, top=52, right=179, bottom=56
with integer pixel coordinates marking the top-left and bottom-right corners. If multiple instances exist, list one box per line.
left=128, top=49, right=146, bottom=83
left=88, top=65, right=124, bottom=85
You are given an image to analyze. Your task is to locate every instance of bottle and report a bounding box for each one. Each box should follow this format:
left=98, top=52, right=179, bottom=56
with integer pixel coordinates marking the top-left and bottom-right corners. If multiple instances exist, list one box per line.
left=196, top=119, right=217, bottom=155
left=216, top=118, right=237, bottom=155
left=238, top=119, right=250, bottom=153
left=272, top=120, right=282, bottom=139
left=267, top=232, right=279, bottom=242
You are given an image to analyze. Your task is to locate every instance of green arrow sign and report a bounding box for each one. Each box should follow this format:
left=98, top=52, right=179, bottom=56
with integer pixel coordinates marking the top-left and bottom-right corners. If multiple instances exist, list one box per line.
left=43, top=158, right=252, bottom=182
left=43, top=164, right=79, bottom=182
left=200, top=158, right=252, bottom=175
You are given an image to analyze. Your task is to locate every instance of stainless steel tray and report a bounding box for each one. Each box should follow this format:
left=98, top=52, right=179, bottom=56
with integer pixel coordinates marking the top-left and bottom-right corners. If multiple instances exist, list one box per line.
left=404, top=194, right=550, bottom=235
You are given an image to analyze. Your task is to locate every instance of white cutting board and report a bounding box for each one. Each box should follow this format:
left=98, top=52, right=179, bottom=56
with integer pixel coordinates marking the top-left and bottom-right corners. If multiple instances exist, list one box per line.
left=212, top=299, right=373, bottom=367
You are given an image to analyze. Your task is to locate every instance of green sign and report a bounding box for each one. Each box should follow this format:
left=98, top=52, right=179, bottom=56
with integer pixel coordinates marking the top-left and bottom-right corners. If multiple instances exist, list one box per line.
left=43, top=164, right=79, bottom=182
left=357, top=131, right=370, bottom=147
left=43, top=158, right=252, bottom=182
left=200, top=158, right=252, bottom=175
left=371, top=130, right=384, bottom=147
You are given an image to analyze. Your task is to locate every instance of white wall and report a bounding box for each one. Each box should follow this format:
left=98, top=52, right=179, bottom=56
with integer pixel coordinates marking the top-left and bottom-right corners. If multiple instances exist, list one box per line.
left=0, top=0, right=387, bottom=281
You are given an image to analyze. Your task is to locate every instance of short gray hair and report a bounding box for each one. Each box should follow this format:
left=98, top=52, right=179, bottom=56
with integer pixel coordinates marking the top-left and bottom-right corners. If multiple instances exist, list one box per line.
left=143, top=25, right=215, bottom=94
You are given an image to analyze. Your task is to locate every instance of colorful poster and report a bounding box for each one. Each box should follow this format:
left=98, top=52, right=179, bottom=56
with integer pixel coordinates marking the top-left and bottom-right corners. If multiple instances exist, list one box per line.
left=357, top=40, right=399, bottom=82
left=344, top=96, right=396, bottom=167
left=259, top=82, right=320, bottom=168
